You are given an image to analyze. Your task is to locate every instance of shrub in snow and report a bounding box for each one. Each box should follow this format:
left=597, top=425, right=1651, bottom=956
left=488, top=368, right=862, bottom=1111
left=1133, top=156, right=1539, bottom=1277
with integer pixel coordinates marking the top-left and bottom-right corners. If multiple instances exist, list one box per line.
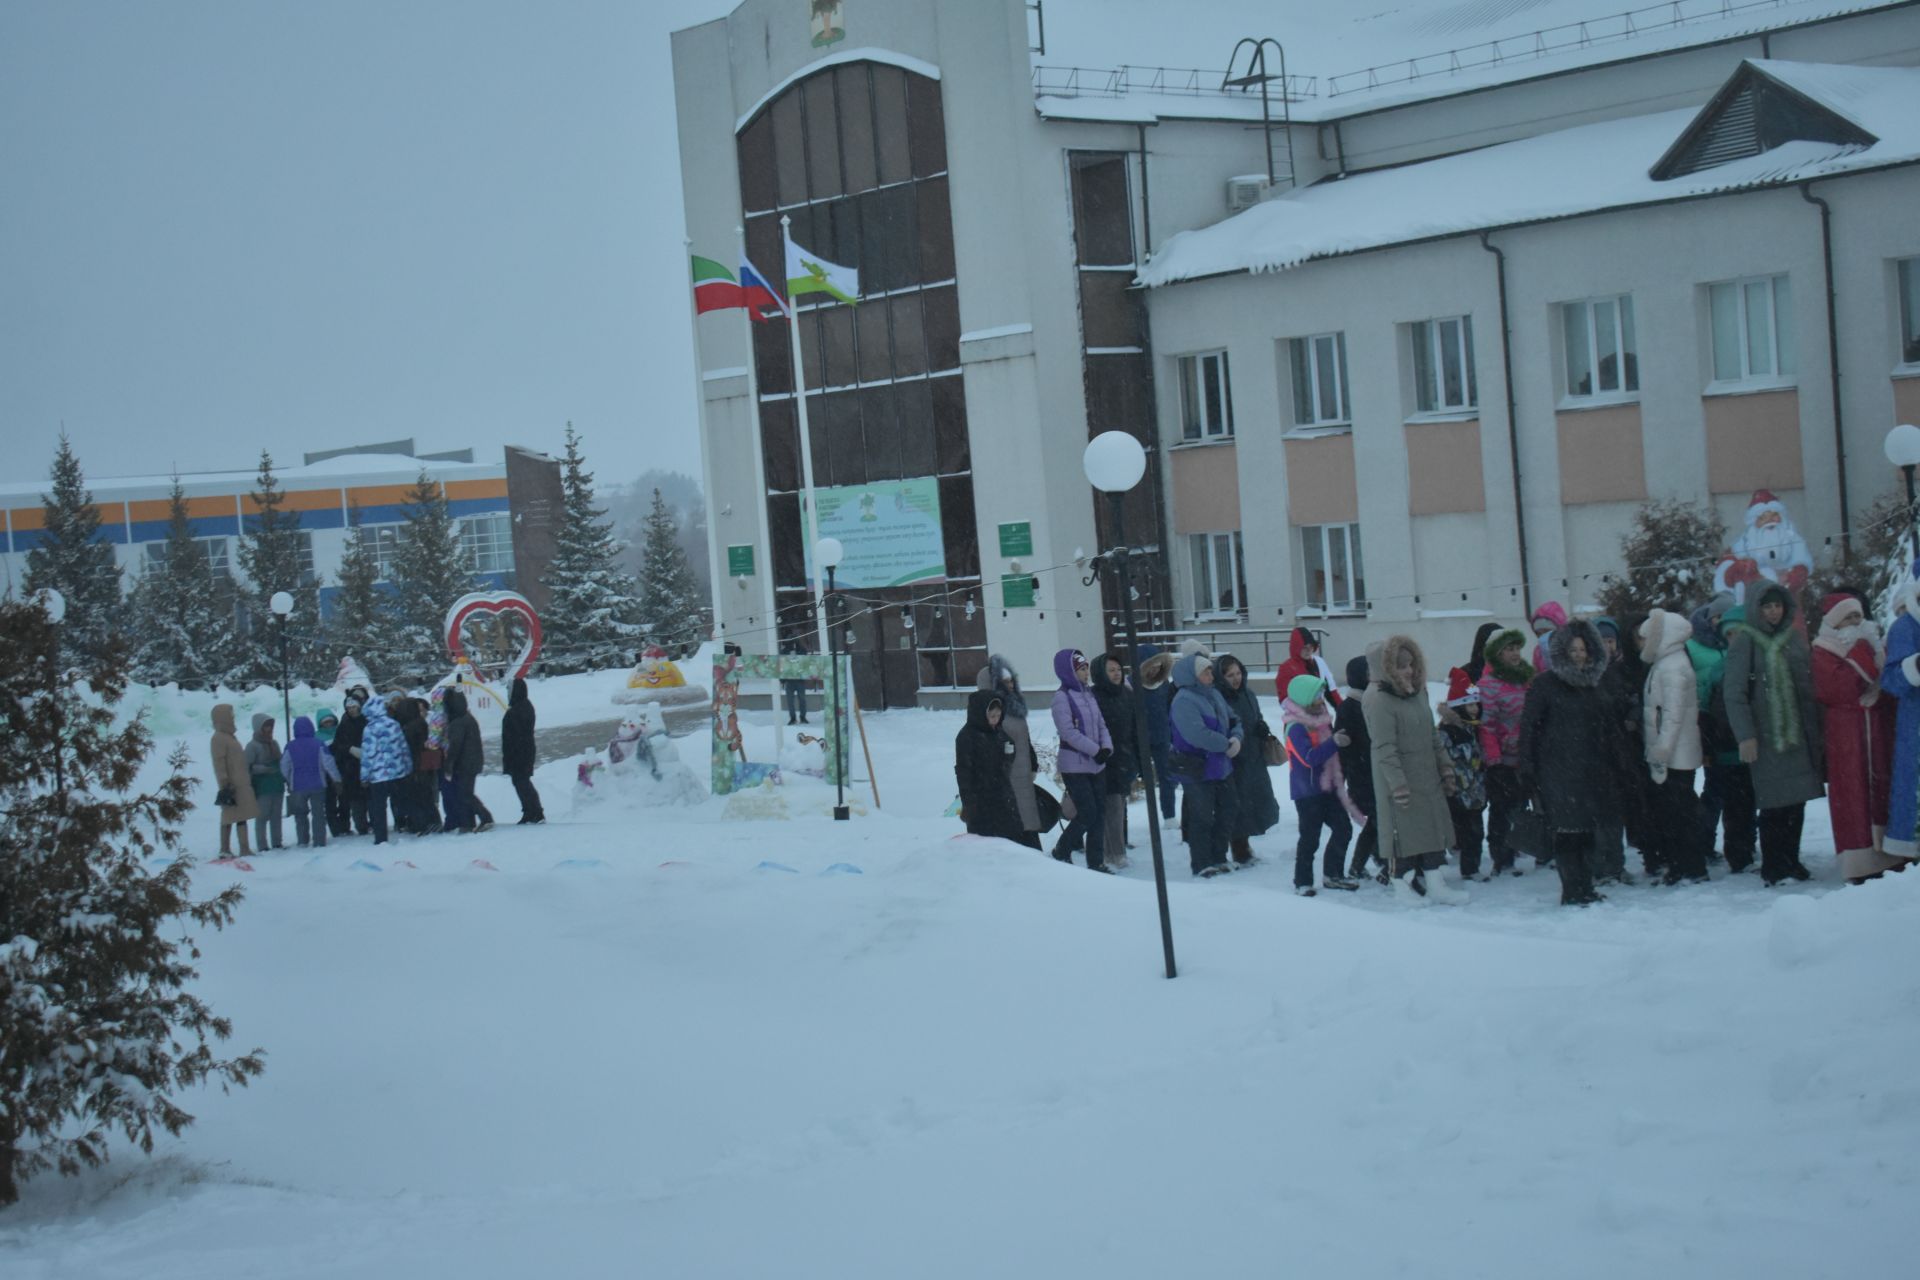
left=1596, top=498, right=1728, bottom=620
left=0, top=599, right=264, bottom=1207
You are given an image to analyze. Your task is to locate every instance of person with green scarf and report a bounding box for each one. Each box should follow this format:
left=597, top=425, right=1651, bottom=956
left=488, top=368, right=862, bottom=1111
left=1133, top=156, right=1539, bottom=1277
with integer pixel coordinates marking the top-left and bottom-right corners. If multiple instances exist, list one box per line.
left=1724, top=582, right=1823, bottom=885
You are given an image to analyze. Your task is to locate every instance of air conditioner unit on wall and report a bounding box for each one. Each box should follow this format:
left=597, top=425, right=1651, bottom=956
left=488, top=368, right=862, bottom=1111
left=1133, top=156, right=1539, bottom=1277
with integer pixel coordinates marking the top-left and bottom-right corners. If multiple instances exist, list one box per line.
left=1226, top=174, right=1271, bottom=214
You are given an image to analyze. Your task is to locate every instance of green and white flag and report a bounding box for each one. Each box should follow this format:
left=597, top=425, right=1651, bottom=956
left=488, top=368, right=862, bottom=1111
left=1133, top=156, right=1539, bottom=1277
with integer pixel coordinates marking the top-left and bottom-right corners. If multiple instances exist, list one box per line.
left=784, top=235, right=859, bottom=305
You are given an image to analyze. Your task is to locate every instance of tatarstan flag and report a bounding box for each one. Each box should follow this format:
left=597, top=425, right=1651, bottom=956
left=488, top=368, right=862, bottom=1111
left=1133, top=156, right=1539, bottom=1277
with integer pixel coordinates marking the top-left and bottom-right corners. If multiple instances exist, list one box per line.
left=691, top=255, right=781, bottom=322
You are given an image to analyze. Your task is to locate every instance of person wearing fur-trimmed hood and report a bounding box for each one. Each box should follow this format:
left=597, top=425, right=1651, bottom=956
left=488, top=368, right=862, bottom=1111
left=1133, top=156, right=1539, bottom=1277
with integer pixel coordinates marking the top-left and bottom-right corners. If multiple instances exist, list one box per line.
left=1725, top=582, right=1822, bottom=885
left=1217, top=652, right=1281, bottom=868
left=1167, top=643, right=1240, bottom=878
left=1363, top=635, right=1464, bottom=903
left=1519, top=619, right=1621, bottom=905
left=1879, top=576, right=1920, bottom=863
left=977, top=655, right=1043, bottom=848
left=1639, top=609, right=1708, bottom=884
left=1049, top=648, right=1113, bottom=873
left=1476, top=628, right=1533, bottom=876
left=1814, top=591, right=1901, bottom=882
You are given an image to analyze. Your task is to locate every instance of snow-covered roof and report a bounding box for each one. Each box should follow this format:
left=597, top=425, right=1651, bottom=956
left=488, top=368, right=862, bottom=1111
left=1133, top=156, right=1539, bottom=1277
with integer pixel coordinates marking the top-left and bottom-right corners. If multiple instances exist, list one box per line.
left=1032, top=0, right=1916, bottom=122
left=1136, top=59, right=1920, bottom=287
left=0, top=451, right=503, bottom=502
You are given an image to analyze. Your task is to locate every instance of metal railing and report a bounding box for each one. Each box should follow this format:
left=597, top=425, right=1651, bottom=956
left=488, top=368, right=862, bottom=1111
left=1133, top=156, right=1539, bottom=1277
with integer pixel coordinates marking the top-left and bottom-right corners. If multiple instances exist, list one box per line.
left=1132, top=624, right=1299, bottom=673
left=1326, top=0, right=1833, bottom=97
left=1032, top=63, right=1317, bottom=102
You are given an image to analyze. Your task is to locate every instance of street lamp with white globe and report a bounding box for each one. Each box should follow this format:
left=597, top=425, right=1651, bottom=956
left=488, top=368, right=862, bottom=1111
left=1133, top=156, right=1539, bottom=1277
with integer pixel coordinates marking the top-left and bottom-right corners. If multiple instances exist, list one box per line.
left=1082, top=430, right=1177, bottom=980
left=270, top=590, right=295, bottom=734
left=815, top=537, right=850, bottom=821
left=1886, top=424, right=1920, bottom=565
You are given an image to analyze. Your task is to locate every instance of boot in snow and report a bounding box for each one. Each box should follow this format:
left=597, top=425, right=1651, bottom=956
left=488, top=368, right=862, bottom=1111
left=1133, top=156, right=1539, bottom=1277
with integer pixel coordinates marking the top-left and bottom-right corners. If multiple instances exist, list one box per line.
left=1423, top=867, right=1470, bottom=906
left=1392, top=871, right=1430, bottom=904
left=1320, top=875, right=1360, bottom=892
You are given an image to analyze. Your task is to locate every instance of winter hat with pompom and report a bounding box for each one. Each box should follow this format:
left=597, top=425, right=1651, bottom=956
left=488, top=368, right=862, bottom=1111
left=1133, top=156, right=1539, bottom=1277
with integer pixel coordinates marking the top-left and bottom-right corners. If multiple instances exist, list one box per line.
left=1286, top=674, right=1326, bottom=706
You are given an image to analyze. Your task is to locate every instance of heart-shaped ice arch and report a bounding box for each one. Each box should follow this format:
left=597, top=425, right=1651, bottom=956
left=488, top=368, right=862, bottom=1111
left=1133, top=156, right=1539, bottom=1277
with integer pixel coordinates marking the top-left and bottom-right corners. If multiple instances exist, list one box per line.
left=443, top=590, right=544, bottom=681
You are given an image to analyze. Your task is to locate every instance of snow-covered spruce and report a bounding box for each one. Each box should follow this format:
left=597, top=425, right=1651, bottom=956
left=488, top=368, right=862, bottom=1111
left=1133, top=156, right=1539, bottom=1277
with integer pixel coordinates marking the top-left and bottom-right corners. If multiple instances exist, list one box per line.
left=539, top=424, right=646, bottom=674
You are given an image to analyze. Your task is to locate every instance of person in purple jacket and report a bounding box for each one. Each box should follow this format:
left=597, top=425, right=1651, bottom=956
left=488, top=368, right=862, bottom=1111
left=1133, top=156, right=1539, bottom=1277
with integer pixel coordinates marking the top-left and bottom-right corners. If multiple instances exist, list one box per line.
left=279, top=715, right=342, bottom=848
left=1049, top=648, right=1114, bottom=873
left=1166, top=645, right=1242, bottom=878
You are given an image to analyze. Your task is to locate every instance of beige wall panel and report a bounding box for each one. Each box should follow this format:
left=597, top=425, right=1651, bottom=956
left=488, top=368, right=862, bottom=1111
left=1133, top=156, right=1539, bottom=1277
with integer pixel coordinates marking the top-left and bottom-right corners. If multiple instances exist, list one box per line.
left=1284, top=435, right=1359, bottom=526
left=1169, top=444, right=1241, bottom=536
left=1895, top=378, right=1920, bottom=428
left=1405, top=420, right=1487, bottom=515
left=1703, top=390, right=1805, bottom=495
left=1556, top=405, right=1648, bottom=505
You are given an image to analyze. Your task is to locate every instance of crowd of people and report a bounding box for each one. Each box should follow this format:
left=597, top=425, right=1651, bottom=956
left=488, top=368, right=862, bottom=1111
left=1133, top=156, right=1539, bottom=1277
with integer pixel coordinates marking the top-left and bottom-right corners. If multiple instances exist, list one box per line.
left=955, top=578, right=1920, bottom=907
left=206, top=677, right=546, bottom=857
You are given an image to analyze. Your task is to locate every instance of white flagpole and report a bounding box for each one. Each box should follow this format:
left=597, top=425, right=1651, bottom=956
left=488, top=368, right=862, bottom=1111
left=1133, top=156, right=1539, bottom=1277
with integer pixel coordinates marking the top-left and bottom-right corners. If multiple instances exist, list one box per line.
left=735, top=224, right=779, bottom=644
left=781, top=212, right=830, bottom=654
left=683, top=236, right=729, bottom=650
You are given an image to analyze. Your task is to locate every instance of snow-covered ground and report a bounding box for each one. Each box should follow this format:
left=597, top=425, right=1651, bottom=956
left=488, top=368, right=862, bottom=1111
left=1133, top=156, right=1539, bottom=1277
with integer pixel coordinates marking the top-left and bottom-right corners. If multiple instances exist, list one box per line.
left=5, top=675, right=1917, bottom=1277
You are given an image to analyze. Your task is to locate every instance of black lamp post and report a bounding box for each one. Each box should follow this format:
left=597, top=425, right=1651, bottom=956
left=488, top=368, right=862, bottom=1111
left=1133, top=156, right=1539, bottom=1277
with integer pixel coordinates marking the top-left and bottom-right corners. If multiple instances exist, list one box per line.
left=1886, top=424, right=1920, bottom=565
left=270, top=590, right=294, bottom=733
left=1084, top=431, right=1177, bottom=980
left=816, top=537, right=850, bottom=821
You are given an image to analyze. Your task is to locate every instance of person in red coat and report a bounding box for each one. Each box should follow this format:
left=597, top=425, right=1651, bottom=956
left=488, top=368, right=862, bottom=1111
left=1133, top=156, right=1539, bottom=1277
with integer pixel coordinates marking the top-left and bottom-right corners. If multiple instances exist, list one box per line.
left=1811, top=592, right=1902, bottom=883
left=1275, top=626, right=1342, bottom=709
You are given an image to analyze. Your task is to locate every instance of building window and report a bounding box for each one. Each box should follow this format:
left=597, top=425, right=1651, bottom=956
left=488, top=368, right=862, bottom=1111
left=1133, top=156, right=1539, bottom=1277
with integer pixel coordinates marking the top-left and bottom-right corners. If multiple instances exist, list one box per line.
left=1412, top=317, right=1477, bottom=413
left=1289, top=333, right=1350, bottom=428
left=1300, top=523, right=1364, bottom=613
left=1710, top=274, right=1794, bottom=383
left=1560, top=295, right=1639, bottom=399
left=293, top=531, right=316, bottom=585
left=366, top=524, right=405, bottom=581
left=1899, top=258, right=1920, bottom=367
left=1177, top=351, right=1234, bottom=440
left=1187, top=532, right=1246, bottom=618
left=142, top=537, right=229, bottom=577
left=459, top=513, right=515, bottom=575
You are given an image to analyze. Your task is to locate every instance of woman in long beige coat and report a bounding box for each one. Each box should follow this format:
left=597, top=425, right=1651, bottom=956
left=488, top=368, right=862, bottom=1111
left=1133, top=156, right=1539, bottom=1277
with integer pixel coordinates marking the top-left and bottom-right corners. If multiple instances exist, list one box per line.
left=210, top=703, right=259, bottom=856
left=1362, top=636, right=1465, bottom=903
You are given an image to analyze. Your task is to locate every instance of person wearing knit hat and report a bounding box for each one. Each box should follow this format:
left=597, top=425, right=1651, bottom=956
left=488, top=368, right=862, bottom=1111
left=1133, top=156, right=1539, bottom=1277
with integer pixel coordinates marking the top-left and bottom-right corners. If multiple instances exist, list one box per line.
left=1688, top=596, right=1758, bottom=874
left=1812, top=592, right=1903, bottom=882
left=1437, top=668, right=1490, bottom=880
left=1275, top=627, right=1343, bottom=712
left=1279, top=673, right=1358, bottom=894
left=1879, top=573, right=1920, bottom=862
left=1476, top=628, right=1533, bottom=876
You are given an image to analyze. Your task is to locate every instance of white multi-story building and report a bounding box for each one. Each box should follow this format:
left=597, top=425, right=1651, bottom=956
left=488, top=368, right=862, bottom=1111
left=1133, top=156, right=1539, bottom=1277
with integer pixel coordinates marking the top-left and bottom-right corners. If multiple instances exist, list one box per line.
left=673, top=0, right=1920, bottom=704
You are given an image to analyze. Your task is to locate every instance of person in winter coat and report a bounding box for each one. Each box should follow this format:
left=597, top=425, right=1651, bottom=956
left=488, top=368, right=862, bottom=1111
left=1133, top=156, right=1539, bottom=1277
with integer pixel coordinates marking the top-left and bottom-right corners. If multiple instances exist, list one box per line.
left=1879, top=576, right=1920, bottom=863
left=502, top=676, right=544, bottom=825
left=1725, top=582, right=1823, bottom=885
left=1049, top=648, right=1113, bottom=872
left=1364, top=636, right=1463, bottom=903
left=779, top=637, right=811, bottom=725
left=357, top=694, right=412, bottom=845
left=1167, top=647, right=1240, bottom=878
left=315, top=710, right=344, bottom=837
left=1334, top=654, right=1378, bottom=880
left=1463, top=621, right=1504, bottom=685
left=1476, top=629, right=1533, bottom=875
left=1813, top=593, right=1900, bottom=882
left=1275, top=627, right=1342, bottom=709
left=1281, top=674, right=1357, bottom=895
left=331, top=690, right=371, bottom=836
left=245, top=713, right=286, bottom=851
left=1639, top=608, right=1708, bottom=884
left=408, top=696, right=442, bottom=834
left=1217, top=653, right=1281, bottom=866
left=1592, top=616, right=1648, bottom=883
left=1519, top=620, right=1619, bottom=905
left=954, top=689, right=1025, bottom=843
left=1137, top=645, right=1178, bottom=821
left=389, top=696, right=427, bottom=835
left=1530, top=601, right=1569, bottom=673
left=1689, top=597, right=1757, bottom=873
left=209, top=703, right=259, bottom=857
left=1089, top=652, right=1140, bottom=870
left=443, top=688, right=495, bottom=834
left=1437, top=669, right=1489, bottom=880
left=976, top=655, right=1043, bottom=849
left=280, top=715, right=342, bottom=847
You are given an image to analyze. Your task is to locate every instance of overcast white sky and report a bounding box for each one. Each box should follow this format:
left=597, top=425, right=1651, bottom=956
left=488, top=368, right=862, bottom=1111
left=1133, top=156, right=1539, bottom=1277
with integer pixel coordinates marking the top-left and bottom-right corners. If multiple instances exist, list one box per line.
left=0, top=0, right=1633, bottom=493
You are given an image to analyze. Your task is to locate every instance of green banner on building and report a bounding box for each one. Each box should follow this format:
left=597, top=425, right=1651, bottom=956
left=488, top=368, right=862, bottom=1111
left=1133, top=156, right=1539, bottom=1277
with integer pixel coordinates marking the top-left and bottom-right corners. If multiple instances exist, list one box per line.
left=1001, top=572, right=1036, bottom=609
left=726, top=544, right=756, bottom=577
left=997, top=520, right=1033, bottom=558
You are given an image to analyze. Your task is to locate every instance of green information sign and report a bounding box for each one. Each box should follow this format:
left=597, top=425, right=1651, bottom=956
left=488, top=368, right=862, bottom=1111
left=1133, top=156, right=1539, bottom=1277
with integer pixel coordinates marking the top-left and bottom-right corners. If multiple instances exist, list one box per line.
left=997, top=520, right=1033, bottom=558
left=1001, top=572, right=1036, bottom=609
left=726, top=544, right=756, bottom=577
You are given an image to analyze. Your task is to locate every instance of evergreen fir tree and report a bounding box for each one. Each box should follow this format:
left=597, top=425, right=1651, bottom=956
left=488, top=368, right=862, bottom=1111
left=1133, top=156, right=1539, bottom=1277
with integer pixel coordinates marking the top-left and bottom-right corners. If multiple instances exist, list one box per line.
left=235, top=451, right=326, bottom=686
left=1597, top=498, right=1729, bottom=619
left=542, top=424, right=642, bottom=672
left=23, top=434, right=123, bottom=666
left=638, top=486, right=707, bottom=655
left=325, top=501, right=399, bottom=685
left=386, top=469, right=474, bottom=683
left=0, top=596, right=265, bottom=1206
left=125, top=478, right=245, bottom=689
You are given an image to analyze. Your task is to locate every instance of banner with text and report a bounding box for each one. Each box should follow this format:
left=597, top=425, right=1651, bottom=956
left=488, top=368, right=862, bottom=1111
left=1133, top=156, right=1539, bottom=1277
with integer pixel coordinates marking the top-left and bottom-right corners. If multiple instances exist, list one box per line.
left=805, top=477, right=946, bottom=589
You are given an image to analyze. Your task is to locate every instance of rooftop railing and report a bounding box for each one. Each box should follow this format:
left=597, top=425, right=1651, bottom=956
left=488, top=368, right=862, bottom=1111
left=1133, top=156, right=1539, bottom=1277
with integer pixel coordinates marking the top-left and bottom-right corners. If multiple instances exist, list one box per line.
left=1031, top=63, right=1318, bottom=102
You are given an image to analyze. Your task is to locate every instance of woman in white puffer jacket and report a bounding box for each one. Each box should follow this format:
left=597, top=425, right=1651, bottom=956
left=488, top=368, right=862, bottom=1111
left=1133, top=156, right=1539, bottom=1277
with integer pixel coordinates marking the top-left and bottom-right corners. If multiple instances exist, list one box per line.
left=1640, top=609, right=1707, bottom=884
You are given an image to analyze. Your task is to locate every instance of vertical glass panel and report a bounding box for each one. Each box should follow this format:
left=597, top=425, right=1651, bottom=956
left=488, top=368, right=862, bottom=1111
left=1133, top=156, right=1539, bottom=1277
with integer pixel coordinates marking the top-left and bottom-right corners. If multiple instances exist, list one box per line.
left=737, top=112, right=777, bottom=213
left=1084, top=354, right=1152, bottom=434
left=1563, top=303, right=1593, bottom=397
left=803, top=74, right=842, bottom=200
left=771, top=90, right=808, bottom=206
left=1190, top=534, right=1209, bottom=614
left=1594, top=299, right=1620, bottom=392
left=930, top=375, right=970, bottom=475
left=1619, top=297, right=1638, bottom=391
left=1303, top=527, right=1327, bottom=607
left=872, top=66, right=911, bottom=185
left=1180, top=356, right=1199, bottom=439
left=1711, top=282, right=1741, bottom=381
left=889, top=292, right=927, bottom=377
left=767, top=493, right=804, bottom=587
left=1203, top=355, right=1224, bottom=435
left=859, top=383, right=901, bottom=479
left=1745, top=279, right=1773, bottom=377
left=1291, top=338, right=1313, bottom=424
left=916, top=176, right=955, bottom=283
left=1078, top=271, right=1140, bottom=349
left=860, top=184, right=915, bottom=294
left=1350, top=525, right=1366, bottom=607
left=798, top=310, right=827, bottom=389
left=1211, top=534, right=1233, bottom=610
left=751, top=306, right=792, bottom=395
left=1774, top=275, right=1795, bottom=376
left=922, top=286, right=960, bottom=372
left=856, top=296, right=893, bottom=383
left=1412, top=321, right=1436, bottom=413
left=820, top=304, right=857, bottom=388
left=1440, top=318, right=1463, bottom=409
left=1070, top=153, right=1133, bottom=266
left=1328, top=525, right=1350, bottom=608
left=896, top=379, right=937, bottom=477
left=1232, top=532, right=1248, bottom=613
left=824, top=391, right=865, bottom=486
left=835, top=65, right=877, bottom=193
left=906, top=72, right=947, bottom=178
left=1902, top=260, right=1920, bottom=363
left=801, top=393, right=830, bottom=482
left=1315, top=336, right=1339, bottom=422
left=1336, top=334, right=1351, bottom=420
left=1463, top=316, right=1478, bottom=407
left=938, top=475, right=979, bottom=578
left=1220, top=351, right=1234, bottom=433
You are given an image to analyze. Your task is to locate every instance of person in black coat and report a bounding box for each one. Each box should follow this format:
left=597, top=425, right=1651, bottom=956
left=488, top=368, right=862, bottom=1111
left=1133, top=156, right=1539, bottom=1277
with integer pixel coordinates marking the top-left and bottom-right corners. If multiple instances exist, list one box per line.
left=1518, top=619, right=1620, bottom=906
left=1334, top=654, right=1377, bottom=879
left=391, top=695, right=429, bottom=834
left=1088, top=651, right=1141, bottom=869
left=1216, top=652, right=1281, bottom=863
left=1593, top=615, right=1649, bottom=883
left=1463, top=621, right=1504, bottom=684
left=330, top=690, right=371, bottom=836
left=502, top=676, right=544, bottom=824
left=442, top=689, right=496, bottom=833
left=954, top=689, right=1024, bottom=842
